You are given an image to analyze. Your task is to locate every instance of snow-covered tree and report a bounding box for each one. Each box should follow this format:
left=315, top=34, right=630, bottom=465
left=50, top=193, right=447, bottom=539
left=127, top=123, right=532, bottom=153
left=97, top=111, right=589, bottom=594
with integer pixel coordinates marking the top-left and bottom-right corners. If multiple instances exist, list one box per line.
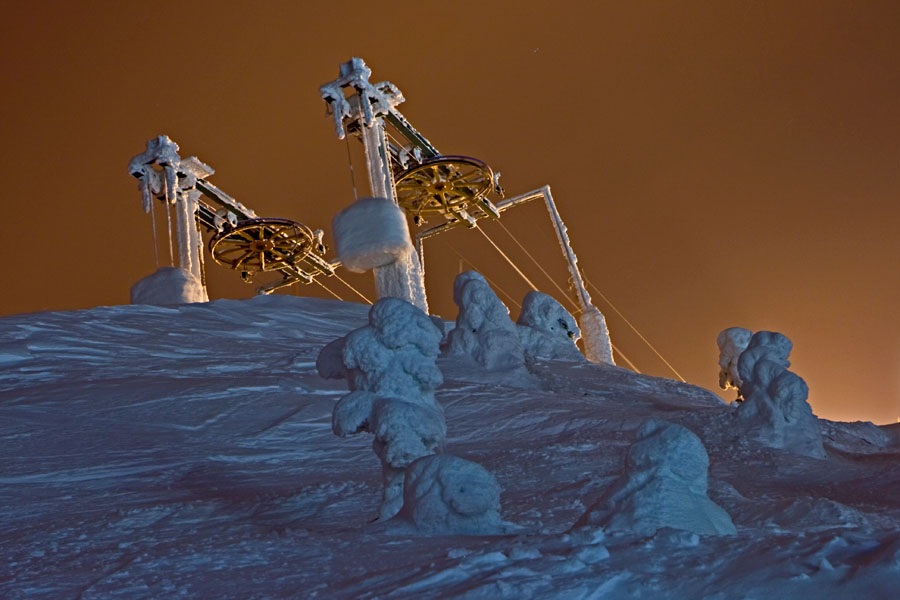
left=395, top=454, right=506, bottom=535
left=736, top=331, right=825, bottom=459
left=318, top=297, right=446, bottom=520
left=516, top=291, right=585, bottom=363
left=716, top=327, right=753, bottom=397
left=575, top=419, right=736, bottom=537
left=445, top=271, right=525, bottom=371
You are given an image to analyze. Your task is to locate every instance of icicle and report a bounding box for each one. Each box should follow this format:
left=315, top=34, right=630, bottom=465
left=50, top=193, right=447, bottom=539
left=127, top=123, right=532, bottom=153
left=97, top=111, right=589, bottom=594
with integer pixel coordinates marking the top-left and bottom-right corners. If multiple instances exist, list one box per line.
left=163, top=182, right=175, bottom=267
left=149, top=186, right=160, bottom=268
left=175, top=191, right=191, bottom=273
left=140, top=167, right=152, bottom=213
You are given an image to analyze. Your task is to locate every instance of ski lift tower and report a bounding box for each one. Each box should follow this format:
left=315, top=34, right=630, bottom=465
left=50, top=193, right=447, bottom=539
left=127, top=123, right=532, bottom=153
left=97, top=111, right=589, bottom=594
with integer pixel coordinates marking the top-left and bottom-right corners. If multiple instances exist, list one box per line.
left=320, top=58, right=429, bottom=312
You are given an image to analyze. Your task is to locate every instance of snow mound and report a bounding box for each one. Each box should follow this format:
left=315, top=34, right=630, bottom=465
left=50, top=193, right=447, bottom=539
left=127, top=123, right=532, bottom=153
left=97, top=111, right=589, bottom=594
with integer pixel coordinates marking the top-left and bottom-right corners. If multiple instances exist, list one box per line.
left=395, top=454, right=505, bottom=535
left=332, top=197, right=414, bottom=273
left=717, top=326, right=752, bottom=394
left=446, top=271, right=525, bottom=371
left=130, top=267, right=206, bottom=305
left=736, top=331, right=825, bottom=459
left=516, top=291, right=585, bottom=362
left=576, top=419, right=737, bottom=537
left=320, top=297, right=446, bottom=519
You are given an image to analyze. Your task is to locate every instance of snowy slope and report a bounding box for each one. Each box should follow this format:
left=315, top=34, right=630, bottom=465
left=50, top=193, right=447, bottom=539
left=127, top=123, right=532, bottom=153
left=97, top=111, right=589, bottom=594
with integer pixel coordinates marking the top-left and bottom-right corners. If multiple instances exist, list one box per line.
left=1, top=296, right=899, bottom=599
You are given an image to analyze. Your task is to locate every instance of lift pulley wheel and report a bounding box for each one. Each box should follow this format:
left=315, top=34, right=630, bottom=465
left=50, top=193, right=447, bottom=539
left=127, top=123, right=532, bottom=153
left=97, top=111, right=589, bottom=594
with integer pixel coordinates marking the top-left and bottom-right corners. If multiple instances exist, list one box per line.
left=395, top=156, right=494, bottom=223
left=209, top=218, right=318, bottom=274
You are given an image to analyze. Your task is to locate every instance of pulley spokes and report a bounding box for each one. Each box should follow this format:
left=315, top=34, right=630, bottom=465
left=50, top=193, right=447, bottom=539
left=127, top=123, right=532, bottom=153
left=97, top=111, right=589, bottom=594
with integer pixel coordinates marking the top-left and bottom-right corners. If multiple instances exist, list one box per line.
left=209, top=218, right=317, bottom=274
left=395, top=156, right=495, bottom=224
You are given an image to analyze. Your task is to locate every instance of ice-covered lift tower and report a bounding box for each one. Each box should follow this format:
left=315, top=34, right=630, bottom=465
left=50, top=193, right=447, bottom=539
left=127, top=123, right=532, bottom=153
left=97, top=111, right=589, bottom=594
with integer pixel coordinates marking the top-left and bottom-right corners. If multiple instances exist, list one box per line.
left=320, top=58, right=429, bottom=312
left=321, top=58, right=614, bottom=364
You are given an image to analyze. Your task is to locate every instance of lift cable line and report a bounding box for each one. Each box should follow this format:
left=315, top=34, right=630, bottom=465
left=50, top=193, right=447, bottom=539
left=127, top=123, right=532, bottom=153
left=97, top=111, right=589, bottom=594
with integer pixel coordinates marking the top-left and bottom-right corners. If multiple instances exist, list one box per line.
left=312, top=277, right=345, bottom=301
left=445, top=242, right=522, bottom=309
left=129, top=59, right=623, bottom=371
left=522, top=218, right=686, bottom=383
left=584, top=279, right=686, bottom=383
left=332, top=272, right=374, bottom=304
left=478, top=222, right=641, bottom=373
left=475, top=227, right=539, bottom=292
left=491, top=220, right=583, bottom=315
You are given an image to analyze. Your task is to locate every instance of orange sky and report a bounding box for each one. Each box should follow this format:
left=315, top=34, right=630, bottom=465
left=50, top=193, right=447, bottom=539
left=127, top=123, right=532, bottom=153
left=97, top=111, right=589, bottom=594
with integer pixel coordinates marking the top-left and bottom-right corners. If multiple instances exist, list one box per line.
left=1, top=1, right=898, bottom=424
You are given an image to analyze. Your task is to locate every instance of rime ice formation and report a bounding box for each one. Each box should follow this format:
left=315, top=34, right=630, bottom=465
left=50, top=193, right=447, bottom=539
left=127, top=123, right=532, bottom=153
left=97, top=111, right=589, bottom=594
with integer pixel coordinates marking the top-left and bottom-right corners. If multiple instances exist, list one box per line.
left=516, top=291, right=585, bottom=362
left=446, top=271, right=526, bottom=371
left=575, top=419, right=736, bottom=537
left=577, top=307, right=615, bottom=365
left=332, top=197, right=414, bottom=273
left=717, top=327, right=753, bottom=395
left=373, top=248, right=429, bottom=315
left=331, top=197, right=428, bottom=312
left=538, top=186, right=614, bottom=365
left=395, top=454, right=505, bottom=535
left=127, top=137, right=214, bottom=299
left=320, top=297, right=446, bottom=520
left=319, top=57, right=404, bottom=140
left=736, top=331, right=825, bottom=459
left=130, top=267, right=207, bottom=306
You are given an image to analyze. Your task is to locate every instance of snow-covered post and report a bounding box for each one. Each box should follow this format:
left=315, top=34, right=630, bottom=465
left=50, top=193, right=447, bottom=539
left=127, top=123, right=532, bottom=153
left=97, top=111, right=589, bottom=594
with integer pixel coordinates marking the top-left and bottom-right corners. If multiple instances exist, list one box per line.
left=542, top=186, right=614, bottom=365
left=128, top=136, right=209, bottom=302
left=320, top=58, right=428, bottom=313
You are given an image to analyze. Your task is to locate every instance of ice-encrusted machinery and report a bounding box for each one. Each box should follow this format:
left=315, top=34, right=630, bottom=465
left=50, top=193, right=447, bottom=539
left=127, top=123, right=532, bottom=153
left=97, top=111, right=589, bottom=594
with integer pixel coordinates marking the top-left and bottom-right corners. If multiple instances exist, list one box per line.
left=127, top=136, right=335, bottom=296
left=128, top=57, right=615, bottom=363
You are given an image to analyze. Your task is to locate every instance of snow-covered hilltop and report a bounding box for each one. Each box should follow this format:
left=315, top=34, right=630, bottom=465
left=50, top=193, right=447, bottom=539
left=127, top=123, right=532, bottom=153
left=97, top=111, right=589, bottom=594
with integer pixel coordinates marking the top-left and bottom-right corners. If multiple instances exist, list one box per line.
left=1, top=295, right=899, bottom=598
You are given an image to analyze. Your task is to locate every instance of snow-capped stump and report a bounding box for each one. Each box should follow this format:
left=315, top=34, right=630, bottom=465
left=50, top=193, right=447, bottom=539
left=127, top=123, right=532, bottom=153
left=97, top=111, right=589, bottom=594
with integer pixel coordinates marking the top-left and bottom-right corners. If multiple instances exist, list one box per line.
left=446, top=271, right=525, bottom=370
left=516, top=291, right=586, bottom=362
left=717, top=327, right=753, bottom=396
left=395, top=454, right=505, bottom=535
left=130, top=266, right=207, bottom=305
left=575, top=419, right=737, bottom=537
left=320, top=297, right=447, bottom=520
left=736, top=331, right=825, bottom=459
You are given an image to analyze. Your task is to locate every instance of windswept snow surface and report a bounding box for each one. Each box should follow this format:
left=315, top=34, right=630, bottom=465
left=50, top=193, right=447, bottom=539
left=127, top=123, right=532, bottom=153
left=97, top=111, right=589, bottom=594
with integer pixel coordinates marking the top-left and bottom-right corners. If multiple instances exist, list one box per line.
left=2, top=296, right=899, bottom=598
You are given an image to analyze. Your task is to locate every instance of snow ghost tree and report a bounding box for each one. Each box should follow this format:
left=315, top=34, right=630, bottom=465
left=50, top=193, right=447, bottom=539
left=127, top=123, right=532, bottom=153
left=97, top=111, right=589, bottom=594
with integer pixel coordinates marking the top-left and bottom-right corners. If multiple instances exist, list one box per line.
left=516, top=291, right=585, bottom=362
left=318, top=297, right=446, bottom=520
left=717, top=327, right=753, bottom=398
left=395, top=454, right=505, bottom=535
left=446, top=271, right=525, bottom=370
left=575, top=419, right=736, bottom=537
left=131, top=267, right=207, bottom=305
left=735, top=331, right=825, bottom=459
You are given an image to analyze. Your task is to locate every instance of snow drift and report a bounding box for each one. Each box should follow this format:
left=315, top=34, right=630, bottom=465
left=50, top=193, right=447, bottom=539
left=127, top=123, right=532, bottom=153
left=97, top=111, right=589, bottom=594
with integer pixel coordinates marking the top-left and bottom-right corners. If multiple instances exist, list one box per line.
left=130, top=266, right=207, bottom=305
left=2, top=295, right=899, bottom=599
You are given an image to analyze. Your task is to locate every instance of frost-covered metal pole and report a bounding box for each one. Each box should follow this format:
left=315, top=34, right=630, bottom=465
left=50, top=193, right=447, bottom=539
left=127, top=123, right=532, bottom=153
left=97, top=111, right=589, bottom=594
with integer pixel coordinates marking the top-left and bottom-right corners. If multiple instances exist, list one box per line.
left=542, top=186, right=614, bottom=365
left=321, top=58, right=428, bottom=312
left=128, top=135, right=210, bottom=302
